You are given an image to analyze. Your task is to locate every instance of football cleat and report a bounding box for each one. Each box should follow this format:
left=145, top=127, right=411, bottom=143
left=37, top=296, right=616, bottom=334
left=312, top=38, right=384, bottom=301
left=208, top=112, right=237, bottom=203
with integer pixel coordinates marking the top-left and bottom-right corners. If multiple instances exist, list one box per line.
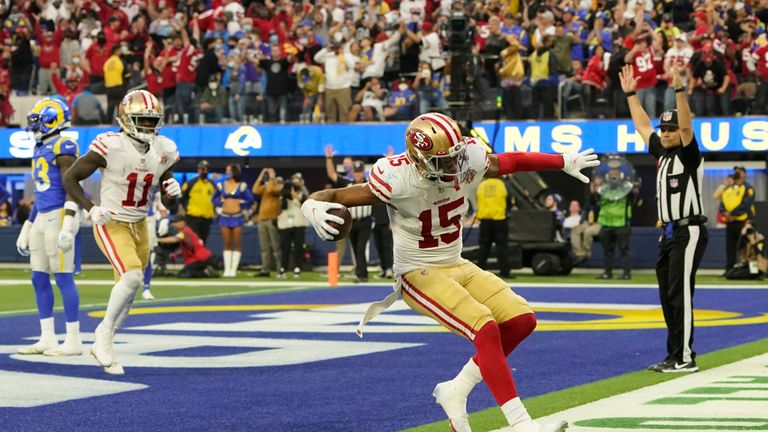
left=17, top=338, right=59, bottom=355
left=141, top=290, right=156, bottom=300
left=433, top=381, right=471, bottom=432
left=103, top=361, right=125, bottom=376
left=660, top=360, right=699, bottom=373
left=647, top=358, right=675, bottom=372
left=90, top=323, right=114, bottom=367
left=43, top=340, right=83, bottom=356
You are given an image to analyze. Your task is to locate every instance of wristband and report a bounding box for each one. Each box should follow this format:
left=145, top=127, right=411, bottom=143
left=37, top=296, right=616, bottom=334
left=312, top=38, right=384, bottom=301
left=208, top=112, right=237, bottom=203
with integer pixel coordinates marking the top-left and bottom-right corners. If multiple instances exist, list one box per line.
left=674, top=87, right=685, bottom=93
left=61, top=213, right=75, bottom=232
left=625, top=91, right=637, bottom=97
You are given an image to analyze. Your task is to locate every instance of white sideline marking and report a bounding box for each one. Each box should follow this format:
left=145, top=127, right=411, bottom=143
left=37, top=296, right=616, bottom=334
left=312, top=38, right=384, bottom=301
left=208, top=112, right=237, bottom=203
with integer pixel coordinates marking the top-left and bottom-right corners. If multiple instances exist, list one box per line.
left=0, top=370, right=146, bottom=407
left=535, top=353, right=768, bottom=432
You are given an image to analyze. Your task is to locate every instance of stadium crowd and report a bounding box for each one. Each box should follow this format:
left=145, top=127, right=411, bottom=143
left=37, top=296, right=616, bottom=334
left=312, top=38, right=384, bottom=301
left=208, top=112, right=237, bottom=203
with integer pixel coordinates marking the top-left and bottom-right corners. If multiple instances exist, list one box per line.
left=0, top=0, right=767, bottom=125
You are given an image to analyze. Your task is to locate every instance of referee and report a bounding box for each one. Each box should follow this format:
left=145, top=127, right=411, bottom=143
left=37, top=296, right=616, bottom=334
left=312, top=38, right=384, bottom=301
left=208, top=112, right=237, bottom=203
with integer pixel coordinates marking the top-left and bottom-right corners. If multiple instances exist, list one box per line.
left=620, top=64, right=708, bottom=373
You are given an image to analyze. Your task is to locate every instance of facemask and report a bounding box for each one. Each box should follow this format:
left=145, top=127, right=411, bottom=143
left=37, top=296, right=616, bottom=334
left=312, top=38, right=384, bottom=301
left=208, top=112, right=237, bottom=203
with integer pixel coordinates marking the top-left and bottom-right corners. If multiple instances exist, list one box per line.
left=209, top=82, right=218, bottom=90
left=334, top=32, right=344, bottom=43
left=121, top=45, right=129, bottom=54
left=72, top=57, right=81, bottom=64
left=227, top=61, right=235, bottom=68
left=243, top=25, right=252, bottom=32
left=398, top=83, right=408, bottom=92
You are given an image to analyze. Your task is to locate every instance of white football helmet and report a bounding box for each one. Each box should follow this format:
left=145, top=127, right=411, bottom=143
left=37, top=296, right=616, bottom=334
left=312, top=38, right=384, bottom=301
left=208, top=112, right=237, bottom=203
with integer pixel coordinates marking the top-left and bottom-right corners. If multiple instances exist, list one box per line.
left=117, top=89, right=163, bottom=143
left=404, top=112, right=469, bottom=188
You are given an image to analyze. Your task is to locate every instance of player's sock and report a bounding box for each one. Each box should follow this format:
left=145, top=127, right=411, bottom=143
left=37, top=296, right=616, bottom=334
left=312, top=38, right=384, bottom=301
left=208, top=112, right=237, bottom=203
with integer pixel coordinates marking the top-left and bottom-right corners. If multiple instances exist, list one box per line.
left=501, top=397, right=532, bottom=427
left=31, top=271, right=54, bottom=320
left=39, top=316, right=55, bottom=341
left=223, top=250, right=232, bottom=276
left=472, top=321, right=518, bottom=406
left=143, top=259, right=152, bottom=291
left=53, top=273, right=80, bottom=323
left=102, top=270, right=142, bottom=330
left=451, top=357, right=483, bottom=395
left=231, top=251, right=241, bottom=275
left=64, top=321, right=81, bottom=345
left=499, top=313, right=537, bottom=356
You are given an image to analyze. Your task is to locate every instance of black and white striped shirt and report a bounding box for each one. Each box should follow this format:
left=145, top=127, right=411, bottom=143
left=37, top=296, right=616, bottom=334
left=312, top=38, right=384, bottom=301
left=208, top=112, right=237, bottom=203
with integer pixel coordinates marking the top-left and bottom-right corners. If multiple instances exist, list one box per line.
left=649, top=133, right=704, bottom=223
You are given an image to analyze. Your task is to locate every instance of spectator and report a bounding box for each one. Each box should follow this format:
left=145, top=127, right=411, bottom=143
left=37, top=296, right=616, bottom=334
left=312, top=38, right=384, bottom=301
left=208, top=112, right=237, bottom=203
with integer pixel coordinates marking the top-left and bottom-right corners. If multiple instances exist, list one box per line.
left=563, top=200, right=583, bottom=231
left=10, top=28, right=34, bottom=95
left=198, top=74, right=227, bottom=123
left=51, top=68, right=87, bottom=108
left=624, top=37, right=658, bottom=117
left=103, top=45, right=125, bottom=123
left=175, top=29, right=202, bottom=124
left=0, top=201, right=12, bottom=227
left=529, top=35, right=558, bottom=119
left=60, top=28, right=81, bottom=68
left=181, top=160, right=216, bottom=244
left=297, top=65, right=325, bottom=123
left=259, top=44, right=293, bottom=123
left=224, top=52, right=247, bottom=123
left=498, top=36, right=526, bottom=119
left=314, top=35, right=355, bottom=123
left=715, top=167, right=756, bottom=274
left=349, top=77, right=389, bottom=121
left=277, top=174, right=309, bottom=279
left=71, top=86, right=105, bottom=125
left=663, top=34, right=693, bottom=111
left=413, top=62, right=448, bottom=114
left=752, top=35, right=768, bottom=115
left=252, top=167, right=284, bottom=277
left=544, top=193, right=565, bottom=236
left=571, top=179, right=603, bottom=267
left=35, top=23, right=62, bottom=96
left=157, top=215, right=218, bottom=278
left=689, top=42, right=730, bottom=116
left=84, top=32, right=111, bottom=93
left=0, top=84, right=13, bottom=126
left=383, top=80, right=417, bottom=120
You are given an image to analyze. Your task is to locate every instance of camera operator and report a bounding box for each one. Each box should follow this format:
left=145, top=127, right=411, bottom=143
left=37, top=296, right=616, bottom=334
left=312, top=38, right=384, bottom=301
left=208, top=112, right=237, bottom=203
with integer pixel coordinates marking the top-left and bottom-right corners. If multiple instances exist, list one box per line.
left=715, top=167, right=756, bottom=274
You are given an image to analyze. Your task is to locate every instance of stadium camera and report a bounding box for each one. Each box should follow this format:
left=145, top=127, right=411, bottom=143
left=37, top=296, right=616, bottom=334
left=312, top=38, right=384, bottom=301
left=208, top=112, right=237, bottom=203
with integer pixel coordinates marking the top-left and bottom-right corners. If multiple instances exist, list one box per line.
left=444, top=11, right=474, bottom=52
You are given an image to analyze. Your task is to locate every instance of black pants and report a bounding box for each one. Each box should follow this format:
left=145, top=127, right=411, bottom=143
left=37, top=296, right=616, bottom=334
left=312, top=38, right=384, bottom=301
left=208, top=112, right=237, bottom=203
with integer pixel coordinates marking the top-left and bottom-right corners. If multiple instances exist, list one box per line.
left=178, top=256, right=215, bottom=278
left=725, top=220, right=746, bottom=271
left=656, top=224, right=709, bottom=363
left=105, top=85, right=125, bottom=123
left=372, top=224, right=393, bottom=273
left=477, top=219, right=510, bottom=276
left=601, top=226, right=632, bottom=276
left=185, top=216, right=213, bottom=244
left=349, top=218, right=372, bottom=279
left=279, top=227, right=304, bottom=272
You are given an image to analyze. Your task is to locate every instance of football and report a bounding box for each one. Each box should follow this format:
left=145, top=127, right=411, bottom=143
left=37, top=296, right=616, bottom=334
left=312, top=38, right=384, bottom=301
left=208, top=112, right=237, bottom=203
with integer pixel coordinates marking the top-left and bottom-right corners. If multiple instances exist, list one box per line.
left=327, top=206, right=352, bottom=241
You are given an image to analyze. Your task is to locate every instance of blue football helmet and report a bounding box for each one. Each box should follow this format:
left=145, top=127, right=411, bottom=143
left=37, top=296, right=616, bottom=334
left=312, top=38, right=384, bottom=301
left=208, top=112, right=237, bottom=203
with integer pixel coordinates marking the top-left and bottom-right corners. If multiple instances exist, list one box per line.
left=26, top=98, right=71, bottom=142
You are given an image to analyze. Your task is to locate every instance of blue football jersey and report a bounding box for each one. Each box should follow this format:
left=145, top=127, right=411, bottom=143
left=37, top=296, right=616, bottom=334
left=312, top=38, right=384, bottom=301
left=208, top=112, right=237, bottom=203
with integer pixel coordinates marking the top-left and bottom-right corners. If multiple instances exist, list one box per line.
left=32, top=135, right=79, bottom=213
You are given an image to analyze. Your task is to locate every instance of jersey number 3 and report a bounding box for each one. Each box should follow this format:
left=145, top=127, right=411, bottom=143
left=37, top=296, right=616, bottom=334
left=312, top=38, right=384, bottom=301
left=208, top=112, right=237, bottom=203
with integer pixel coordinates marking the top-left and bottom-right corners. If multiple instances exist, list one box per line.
left=122, top=173, right=154, bottom=207
left=417, top=197, right=464, bottom=248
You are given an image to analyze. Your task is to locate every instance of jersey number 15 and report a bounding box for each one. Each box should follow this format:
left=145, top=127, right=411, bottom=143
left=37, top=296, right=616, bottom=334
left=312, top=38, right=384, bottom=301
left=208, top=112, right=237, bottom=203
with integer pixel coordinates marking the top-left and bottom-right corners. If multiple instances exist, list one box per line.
left=122, top=173, right=154, bottom=207
left=417, top=197, right=464, bottom=249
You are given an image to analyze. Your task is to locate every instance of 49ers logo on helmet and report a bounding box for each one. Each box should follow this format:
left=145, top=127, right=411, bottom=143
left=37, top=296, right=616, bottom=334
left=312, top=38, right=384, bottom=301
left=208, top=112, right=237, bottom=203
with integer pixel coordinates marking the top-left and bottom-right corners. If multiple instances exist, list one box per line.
left=409, top=129, right=433, bottom=151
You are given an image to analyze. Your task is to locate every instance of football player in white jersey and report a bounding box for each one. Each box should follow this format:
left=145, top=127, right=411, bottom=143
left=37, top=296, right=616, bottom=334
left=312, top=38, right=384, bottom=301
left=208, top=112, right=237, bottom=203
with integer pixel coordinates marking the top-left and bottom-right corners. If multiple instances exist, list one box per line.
left=301, top=112, right=598, bottom=432
left=63, top=90, right=181, bottom=375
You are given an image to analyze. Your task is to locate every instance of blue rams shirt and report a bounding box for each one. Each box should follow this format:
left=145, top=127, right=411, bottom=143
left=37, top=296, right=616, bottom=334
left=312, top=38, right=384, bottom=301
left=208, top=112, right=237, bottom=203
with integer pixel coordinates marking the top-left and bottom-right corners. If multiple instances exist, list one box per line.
left=32, top=135, right=79, bottom=213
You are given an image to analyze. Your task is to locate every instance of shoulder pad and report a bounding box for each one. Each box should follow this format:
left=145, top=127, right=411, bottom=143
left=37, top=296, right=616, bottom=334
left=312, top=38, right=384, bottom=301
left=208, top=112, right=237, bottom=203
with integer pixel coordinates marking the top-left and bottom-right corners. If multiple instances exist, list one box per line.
left=53, top=137, right=79, bottom=157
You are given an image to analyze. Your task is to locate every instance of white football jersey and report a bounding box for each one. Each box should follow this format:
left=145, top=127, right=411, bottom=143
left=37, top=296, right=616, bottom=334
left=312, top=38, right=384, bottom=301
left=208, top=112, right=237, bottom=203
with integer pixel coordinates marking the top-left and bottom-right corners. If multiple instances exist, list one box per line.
left=368, top=139, right=488, bottom=276
left=89, top=132, right=179, bottom=223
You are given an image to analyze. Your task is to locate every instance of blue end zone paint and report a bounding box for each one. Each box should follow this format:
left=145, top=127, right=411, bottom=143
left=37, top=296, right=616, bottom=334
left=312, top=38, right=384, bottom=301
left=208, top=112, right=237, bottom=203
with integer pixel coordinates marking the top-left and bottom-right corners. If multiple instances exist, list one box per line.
left=0, top=285, right=765, bottom=432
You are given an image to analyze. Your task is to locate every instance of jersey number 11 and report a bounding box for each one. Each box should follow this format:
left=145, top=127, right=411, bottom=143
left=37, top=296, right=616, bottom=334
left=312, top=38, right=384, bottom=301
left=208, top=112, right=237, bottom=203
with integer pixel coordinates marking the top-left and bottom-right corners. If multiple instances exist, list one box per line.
left=122, top=173, right=154, bottom=207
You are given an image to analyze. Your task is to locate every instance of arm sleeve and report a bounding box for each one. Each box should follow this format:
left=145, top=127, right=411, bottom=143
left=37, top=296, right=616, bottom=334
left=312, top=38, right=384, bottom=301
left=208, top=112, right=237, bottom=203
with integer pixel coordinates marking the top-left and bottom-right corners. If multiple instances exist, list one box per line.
left=496, top=152, right=563, bottom=175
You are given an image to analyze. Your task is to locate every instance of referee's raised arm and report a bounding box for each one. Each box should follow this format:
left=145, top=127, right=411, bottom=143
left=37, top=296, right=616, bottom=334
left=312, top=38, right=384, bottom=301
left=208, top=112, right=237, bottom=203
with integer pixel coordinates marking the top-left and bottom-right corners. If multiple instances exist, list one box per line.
left=672, top=63, right=695, bottom=147
left=619, top=64, right=654, bottom=145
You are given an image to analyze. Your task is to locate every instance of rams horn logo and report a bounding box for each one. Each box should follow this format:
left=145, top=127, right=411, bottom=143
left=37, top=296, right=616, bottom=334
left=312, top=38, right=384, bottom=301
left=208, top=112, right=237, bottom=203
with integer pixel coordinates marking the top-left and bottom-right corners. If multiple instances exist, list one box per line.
left=409, top=129, right=433, bottom=151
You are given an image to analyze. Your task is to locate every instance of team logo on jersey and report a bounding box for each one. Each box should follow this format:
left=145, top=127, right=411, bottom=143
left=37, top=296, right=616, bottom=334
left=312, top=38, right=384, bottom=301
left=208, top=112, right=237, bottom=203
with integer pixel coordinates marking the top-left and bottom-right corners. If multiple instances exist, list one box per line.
left=409, top=129, right=433, bottom=151
left=462, top=168, right=477, bottom=184
left=160, top=155, right=169, bottom=165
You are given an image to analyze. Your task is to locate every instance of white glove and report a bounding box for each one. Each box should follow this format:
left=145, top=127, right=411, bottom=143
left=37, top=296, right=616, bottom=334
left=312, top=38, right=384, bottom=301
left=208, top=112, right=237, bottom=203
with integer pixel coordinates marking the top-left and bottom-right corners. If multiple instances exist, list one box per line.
left=16, top=220, right=32, bottom=257
left=89, top=206, right=113, bottom=225
left=562, top=148, right=600, bottom=183
left=163, top=178, right=182, bottom=198
left=157, top=217, right=170, bottom=236
left=216, top=207, right=223, bottom=216
left=58, top=201, right=79, bottom=253
left=301, top=199, right=345, bottom=241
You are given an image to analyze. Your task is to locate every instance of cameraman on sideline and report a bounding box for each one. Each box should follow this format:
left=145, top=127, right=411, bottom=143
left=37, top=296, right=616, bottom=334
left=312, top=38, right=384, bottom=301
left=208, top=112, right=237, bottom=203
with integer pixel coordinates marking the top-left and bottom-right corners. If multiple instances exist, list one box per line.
left=714, top=166, right=756, bottom=275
